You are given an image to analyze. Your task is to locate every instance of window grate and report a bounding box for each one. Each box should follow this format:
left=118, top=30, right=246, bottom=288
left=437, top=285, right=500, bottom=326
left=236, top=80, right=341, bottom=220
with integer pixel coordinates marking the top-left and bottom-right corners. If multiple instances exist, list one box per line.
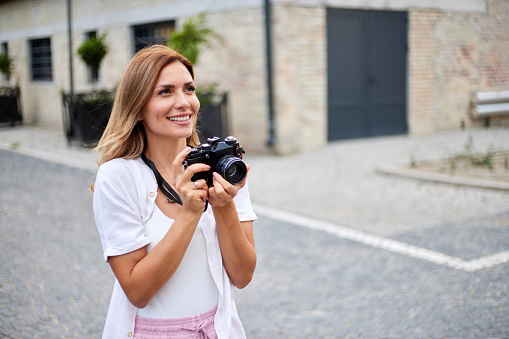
left=30, top=38, right=52, bottom=81
left=133, top=20, right=175, bottom=53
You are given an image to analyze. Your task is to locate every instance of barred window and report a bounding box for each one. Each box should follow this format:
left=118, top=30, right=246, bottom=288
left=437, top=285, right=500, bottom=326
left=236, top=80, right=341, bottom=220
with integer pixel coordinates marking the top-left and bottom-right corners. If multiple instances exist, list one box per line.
left=30, top=38, right=52, bottom=81
left=133, top=20, right=175, bottom=53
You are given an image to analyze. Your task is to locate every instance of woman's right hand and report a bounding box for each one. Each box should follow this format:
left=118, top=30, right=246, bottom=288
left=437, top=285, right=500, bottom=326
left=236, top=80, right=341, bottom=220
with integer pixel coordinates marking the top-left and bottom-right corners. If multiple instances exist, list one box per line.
left=172, top=147, right=210, bottom=213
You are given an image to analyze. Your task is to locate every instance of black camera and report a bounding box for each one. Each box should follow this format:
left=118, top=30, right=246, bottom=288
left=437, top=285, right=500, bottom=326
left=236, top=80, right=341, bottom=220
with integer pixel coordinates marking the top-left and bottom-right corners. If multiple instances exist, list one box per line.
left=183, top=136, right=247, bottom=186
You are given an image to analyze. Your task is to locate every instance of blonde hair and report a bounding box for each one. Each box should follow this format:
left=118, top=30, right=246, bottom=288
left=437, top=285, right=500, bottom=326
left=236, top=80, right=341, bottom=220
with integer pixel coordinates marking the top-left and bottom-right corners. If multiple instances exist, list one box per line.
left=95, top=45, right=200, bottom=166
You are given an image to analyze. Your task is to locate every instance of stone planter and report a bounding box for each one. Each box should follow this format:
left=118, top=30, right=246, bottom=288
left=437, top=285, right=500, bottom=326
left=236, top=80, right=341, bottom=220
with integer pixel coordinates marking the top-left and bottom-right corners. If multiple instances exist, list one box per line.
left=62, top=91, right=112, bottom=146
left=0, top=87, right=22, bottom=127
left=197, top=92, right=230, bottom=143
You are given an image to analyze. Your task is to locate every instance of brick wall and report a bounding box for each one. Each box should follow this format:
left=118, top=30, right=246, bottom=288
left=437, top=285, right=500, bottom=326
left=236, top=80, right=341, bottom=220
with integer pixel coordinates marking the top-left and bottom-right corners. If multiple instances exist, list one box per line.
left=272, top=4, right=327, bottom=154
left=270, top=0, right=508, bottom=152
left=1, top=0, right=507, bottom=152
left=481, top=0, right=509, bottom=90
left=408, top=10, right=443, bottom=135
left=478, top=0, right=509, bottom=127
left=408, top=0, right=509, bottom=134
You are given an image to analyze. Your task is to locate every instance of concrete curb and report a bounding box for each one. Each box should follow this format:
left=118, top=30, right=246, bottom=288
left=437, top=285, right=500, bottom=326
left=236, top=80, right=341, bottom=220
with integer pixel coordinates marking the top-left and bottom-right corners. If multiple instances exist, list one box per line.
left=377, top=164, right=509, bottom=191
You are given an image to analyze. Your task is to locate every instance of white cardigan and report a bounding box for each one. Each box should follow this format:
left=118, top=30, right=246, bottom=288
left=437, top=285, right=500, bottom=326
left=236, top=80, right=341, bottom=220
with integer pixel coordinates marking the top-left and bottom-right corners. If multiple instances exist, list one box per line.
left=93, top=157, right=257, bottom=339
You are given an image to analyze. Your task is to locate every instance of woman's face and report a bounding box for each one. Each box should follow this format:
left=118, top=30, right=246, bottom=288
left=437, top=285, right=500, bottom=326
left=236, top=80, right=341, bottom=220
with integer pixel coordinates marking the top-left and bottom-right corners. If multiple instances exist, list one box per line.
left=140, top=61, right=200, bottom=143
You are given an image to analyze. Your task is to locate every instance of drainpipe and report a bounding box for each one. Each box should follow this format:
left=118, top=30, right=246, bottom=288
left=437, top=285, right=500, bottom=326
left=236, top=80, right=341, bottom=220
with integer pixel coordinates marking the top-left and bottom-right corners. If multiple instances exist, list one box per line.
left=67, top=0, right=74, bottom=95
left=264, top=0, right=275, bottom=148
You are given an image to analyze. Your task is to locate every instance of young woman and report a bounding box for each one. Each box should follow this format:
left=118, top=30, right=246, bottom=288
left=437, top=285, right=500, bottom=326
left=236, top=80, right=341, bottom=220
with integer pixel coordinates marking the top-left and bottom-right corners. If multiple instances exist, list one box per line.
left=93, top=45, right=257, bottom=339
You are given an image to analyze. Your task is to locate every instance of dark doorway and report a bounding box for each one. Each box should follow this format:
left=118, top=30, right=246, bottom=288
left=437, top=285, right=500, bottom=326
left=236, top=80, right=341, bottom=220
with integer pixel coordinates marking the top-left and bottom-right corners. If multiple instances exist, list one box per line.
left=327, top=9, right=408, bottom=140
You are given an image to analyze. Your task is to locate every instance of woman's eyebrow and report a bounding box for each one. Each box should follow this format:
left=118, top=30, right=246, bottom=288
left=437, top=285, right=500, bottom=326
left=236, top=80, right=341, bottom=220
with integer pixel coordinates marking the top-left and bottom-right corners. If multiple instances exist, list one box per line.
left=155, top=81, right=194, bottom=89
left=155, top=84, right=175, bottom=89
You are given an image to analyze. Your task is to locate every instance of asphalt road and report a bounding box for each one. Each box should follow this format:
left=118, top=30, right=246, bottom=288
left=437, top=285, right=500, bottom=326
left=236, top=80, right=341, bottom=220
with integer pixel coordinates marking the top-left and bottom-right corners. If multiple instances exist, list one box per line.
left=0, top=149, right=508, bottom=338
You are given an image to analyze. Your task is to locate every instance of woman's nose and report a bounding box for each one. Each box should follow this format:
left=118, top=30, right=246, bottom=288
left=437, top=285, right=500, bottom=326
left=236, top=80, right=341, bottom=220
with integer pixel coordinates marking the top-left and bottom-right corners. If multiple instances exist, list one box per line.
left=175, top=91, right=191, bottom=109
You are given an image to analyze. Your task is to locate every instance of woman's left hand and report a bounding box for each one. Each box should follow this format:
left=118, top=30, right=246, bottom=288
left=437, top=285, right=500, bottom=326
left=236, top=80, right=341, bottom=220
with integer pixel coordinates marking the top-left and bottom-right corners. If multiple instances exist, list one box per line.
left=208, top=164, right=250, bottom=208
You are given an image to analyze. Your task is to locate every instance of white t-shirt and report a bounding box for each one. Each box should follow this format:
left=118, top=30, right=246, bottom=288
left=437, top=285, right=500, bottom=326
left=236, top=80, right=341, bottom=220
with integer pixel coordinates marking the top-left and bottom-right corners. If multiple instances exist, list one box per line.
left=136, top=204, right=219, bottom=318
left=93, top=157, right=257, bottom=339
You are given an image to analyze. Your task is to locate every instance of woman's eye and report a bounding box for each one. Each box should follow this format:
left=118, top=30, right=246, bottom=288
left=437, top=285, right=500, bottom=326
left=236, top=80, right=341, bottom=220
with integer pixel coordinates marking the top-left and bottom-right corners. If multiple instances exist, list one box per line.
left=158, top=89, right=171, bottom=95
left=185, top=86, right=196, bottom=93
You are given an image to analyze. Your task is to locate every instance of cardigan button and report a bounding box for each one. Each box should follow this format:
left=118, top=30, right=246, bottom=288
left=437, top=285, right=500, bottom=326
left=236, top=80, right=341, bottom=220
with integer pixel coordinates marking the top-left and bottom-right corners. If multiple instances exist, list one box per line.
left=149, top=192, right=155, bottom=197
left=127, top=331, right=133, bottom=337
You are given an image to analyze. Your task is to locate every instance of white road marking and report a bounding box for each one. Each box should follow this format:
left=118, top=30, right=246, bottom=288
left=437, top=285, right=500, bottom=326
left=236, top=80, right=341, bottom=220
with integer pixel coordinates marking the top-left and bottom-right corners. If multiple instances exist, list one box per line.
left=253, top=204, right=509, bottom=272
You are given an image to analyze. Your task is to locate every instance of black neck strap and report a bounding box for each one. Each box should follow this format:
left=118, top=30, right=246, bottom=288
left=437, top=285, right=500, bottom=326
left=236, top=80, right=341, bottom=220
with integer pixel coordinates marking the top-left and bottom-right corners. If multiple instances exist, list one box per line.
left=141, top=153, right=183, bottom=205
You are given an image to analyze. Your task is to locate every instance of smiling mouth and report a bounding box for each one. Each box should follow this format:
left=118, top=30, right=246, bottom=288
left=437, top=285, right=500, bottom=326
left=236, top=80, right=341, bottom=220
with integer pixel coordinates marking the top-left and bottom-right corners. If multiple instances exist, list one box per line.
left=168, top=115, right=191, bottom=122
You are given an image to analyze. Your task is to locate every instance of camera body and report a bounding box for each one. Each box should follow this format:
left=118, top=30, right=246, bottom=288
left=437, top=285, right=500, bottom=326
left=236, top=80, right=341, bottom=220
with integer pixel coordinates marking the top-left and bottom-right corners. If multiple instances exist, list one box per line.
left=183, top=136, right=247, bottom=187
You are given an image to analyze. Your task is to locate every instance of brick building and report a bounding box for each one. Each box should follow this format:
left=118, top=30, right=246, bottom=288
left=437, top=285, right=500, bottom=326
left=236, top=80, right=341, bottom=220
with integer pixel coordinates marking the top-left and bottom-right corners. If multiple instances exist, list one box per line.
left=0, top=0, right=507, bottom=154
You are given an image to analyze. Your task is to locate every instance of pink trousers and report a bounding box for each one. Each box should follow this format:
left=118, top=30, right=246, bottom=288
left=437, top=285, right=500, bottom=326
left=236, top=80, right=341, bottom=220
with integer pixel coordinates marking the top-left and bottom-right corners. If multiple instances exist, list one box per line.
left=133, top=307, right=218, bottom=339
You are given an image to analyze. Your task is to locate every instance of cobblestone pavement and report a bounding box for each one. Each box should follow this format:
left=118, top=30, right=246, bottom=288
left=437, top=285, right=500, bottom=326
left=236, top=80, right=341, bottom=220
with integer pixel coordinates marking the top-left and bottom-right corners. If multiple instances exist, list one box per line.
left=0, top=151, right=112, bottom=338
left=0, top=127, right=508, bottom=338
left=236, top=215, right=508, bottom=338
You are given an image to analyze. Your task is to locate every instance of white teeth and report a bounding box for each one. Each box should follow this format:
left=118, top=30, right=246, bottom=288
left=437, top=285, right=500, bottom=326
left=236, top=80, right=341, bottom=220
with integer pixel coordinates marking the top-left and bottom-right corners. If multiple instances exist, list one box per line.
left=168, top=116, right=190, bottom=121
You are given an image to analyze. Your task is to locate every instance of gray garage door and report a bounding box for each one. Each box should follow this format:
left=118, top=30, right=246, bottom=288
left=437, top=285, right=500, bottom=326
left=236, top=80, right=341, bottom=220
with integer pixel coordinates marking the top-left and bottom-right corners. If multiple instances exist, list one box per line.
left=327, top=9, right=408, bottom=140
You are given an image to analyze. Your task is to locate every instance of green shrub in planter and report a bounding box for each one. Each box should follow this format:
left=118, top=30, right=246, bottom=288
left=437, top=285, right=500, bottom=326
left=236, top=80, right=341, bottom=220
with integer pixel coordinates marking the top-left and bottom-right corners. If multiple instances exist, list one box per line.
left=168, top=13, right=221, bottom=65
left=0, top=53, right=14, bottom=79
left=77, top=33, right=108, bottom=71
left=65, top=34, right=111, bottom=145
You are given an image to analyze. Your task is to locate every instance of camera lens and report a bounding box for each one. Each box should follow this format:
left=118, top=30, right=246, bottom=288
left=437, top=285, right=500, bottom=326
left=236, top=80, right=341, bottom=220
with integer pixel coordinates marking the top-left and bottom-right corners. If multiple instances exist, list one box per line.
left=216, top=156, right=247, bottom=184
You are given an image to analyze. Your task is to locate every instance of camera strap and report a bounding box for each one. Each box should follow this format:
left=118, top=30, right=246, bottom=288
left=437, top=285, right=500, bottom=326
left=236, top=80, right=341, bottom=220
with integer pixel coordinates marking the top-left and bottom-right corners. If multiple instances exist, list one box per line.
left=141, top=153, right=183, bottom=205
left=141, top=153, right=209, bottom=212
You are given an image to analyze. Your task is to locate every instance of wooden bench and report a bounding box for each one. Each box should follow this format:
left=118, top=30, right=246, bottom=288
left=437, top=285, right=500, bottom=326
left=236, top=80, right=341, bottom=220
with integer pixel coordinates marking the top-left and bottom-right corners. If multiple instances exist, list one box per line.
left=470, top=90, right=509, bottom=126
